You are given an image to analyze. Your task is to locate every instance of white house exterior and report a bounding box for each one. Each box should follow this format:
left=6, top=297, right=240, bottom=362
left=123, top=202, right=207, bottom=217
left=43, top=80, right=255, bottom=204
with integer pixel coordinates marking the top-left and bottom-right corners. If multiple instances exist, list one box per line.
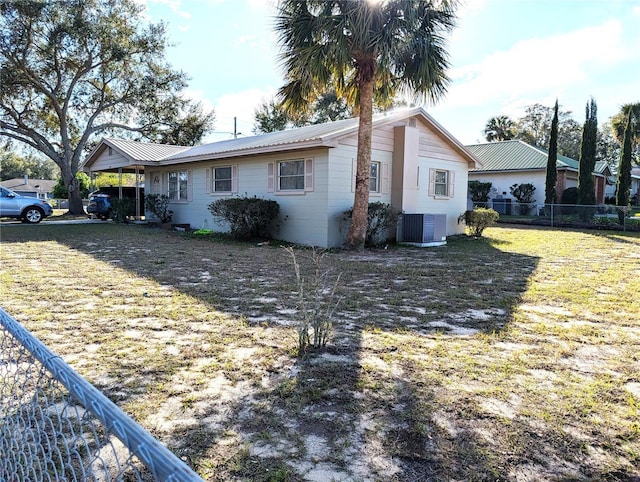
left=82, top=108, right=480, bottom=247
left=605, top=166, right=640, bottom=204
left=466, top=140, right=611, bottom=211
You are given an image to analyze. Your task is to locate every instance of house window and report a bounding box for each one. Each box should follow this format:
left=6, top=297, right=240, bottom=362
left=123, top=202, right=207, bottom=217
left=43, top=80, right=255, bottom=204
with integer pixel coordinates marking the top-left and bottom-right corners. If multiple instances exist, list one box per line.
left=279, top=160, right=305, bottom=191
left=268, top=159, right=313, bottom=193
left=168, top=170, right=188, bottom=200
left=434, top=170, right=448, bottom=196
left=213, top=166, right=232, bottom=192
left=429, top=168, right=454, bottom=198
left=370, top=162, right=381, bottom=193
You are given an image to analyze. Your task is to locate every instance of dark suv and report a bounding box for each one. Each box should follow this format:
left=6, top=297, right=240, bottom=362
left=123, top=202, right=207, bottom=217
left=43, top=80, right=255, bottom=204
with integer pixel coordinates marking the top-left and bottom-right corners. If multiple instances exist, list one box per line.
left=0, top=187, right=53, bottom=223
left=86, top=187, right=144, bottom=220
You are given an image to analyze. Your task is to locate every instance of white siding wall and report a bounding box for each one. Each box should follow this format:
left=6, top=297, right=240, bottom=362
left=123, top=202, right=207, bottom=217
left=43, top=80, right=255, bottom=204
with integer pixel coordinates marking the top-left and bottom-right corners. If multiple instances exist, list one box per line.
left=468, top=171, right=547, bottom=206
left=414, top=157, right=470, bottom=235
left=149, top=149, right=333, bottom=247
left=325, top=143, right=393, bottom=247
left=87, top=146, right=134, bottom=171
left=410, top=120, right=476, bottom=236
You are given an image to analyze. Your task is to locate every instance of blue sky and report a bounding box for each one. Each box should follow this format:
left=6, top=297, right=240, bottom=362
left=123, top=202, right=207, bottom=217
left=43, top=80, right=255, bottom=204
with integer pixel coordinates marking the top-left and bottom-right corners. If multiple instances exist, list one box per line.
left=141, top=0, right=640, bottom=145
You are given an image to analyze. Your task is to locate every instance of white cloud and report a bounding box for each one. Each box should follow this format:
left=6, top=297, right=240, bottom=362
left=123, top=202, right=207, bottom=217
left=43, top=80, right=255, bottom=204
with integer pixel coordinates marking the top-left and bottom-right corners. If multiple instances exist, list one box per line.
left=445, top=20, right=628, bottom=110
left=151, top=0, right=191, bottom=18
left=206, top=88, right=278, bottom=142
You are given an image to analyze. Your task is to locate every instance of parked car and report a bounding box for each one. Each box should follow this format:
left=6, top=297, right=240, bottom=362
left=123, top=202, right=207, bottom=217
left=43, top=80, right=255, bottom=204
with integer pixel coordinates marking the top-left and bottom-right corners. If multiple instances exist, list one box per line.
left=86, top=187, right=144, bottom=220
left=0, top=187, right=54, bottom=223
left=86, top=193, right=112, bottom=220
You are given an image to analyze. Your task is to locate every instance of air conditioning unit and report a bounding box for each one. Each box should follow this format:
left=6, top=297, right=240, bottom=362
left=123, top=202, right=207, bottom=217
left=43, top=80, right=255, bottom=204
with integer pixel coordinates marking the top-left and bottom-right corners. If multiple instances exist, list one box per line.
left=401, top=214, right=447, bottom=246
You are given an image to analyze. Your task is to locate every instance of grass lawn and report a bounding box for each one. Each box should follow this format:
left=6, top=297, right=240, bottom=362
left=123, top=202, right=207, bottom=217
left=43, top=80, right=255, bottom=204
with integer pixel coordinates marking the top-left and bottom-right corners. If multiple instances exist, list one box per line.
left=0, top=223, right=639, bottom=481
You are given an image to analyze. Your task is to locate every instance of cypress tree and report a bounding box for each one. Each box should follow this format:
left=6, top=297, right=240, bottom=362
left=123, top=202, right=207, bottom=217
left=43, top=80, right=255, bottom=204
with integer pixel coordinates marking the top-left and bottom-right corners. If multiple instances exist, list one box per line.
left=545, top=100, right=559, bottom=206
left=577, top=98, right=597, bottom=206
left=616, top=109, right=633, bottom=217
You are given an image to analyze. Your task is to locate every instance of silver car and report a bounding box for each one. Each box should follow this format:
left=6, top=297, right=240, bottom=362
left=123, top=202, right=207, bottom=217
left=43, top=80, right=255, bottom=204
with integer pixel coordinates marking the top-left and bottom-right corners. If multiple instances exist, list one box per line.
left=0, top=187, right=54, bottom=223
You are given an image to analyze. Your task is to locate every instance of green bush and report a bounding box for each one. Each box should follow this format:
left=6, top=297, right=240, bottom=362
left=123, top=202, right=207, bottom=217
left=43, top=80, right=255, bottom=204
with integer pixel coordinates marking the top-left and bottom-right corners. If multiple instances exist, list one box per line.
left=110, top=197, right=132, bottom=223
left=208, top=195, right=280, bottom=240
left=341, top=202, right=401, bottom=248
left=510, top=183, right=536, bottom=215
left=457, top=208, right=499, bottom=237
left=468, top=180, right=492, bottom=206
left=144, top=194, right=173, bottom=223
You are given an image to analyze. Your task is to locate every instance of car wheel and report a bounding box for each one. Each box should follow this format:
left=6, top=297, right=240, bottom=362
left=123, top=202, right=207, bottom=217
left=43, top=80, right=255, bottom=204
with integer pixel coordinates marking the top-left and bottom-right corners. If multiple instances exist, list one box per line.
left=23, top=207, right=44, bottom=224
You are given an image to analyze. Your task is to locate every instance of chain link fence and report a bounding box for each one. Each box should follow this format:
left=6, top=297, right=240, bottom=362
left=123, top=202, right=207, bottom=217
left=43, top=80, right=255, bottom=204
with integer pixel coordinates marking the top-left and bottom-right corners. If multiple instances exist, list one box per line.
left=0, top=307, right=204, bottom=482
left=470, top=201, right=639, bottom=231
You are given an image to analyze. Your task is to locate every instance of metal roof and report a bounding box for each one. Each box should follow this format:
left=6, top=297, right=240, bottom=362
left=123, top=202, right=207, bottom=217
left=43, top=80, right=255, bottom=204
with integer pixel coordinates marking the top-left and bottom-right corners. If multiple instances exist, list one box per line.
left=163, top=116, right=362, bottom=162
left=466, top=140, right=579, bottom=172
left=102, top=138, right=189, bottom=162
left=83, top=107, right=480, bottom=170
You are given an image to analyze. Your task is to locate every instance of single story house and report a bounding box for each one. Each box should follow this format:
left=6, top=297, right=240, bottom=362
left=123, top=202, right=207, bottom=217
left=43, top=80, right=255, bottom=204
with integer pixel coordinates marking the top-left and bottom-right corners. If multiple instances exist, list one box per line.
left=0, top=176, right=56, bottom=200
left=465, top=140, right=611, bottom=210
left=82, top=107, right=481, bottom=248
left=605, top=166, right=640, bottom=204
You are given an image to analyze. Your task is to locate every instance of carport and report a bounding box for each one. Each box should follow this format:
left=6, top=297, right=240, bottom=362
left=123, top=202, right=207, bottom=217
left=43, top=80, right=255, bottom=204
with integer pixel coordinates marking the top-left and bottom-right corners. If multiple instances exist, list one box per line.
left=81, top=138, right=189, bottom=220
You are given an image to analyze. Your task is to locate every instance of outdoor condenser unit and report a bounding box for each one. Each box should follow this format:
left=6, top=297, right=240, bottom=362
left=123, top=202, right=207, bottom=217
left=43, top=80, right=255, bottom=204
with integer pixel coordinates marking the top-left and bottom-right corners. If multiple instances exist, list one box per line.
left=401, top=213, right=447, bottom=245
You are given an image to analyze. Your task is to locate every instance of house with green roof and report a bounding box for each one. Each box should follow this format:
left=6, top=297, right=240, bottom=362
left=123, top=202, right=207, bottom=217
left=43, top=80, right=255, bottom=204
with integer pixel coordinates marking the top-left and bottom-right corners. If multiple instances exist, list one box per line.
left=465, top=140, right=611, bottom=211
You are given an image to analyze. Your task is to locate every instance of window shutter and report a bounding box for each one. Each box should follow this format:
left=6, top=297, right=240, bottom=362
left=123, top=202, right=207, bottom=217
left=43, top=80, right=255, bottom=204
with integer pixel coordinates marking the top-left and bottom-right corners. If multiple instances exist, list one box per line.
left=232, top=165, right=239, bottom=193
left=161, top=173, right=168, bottom=196
left=351, top=159, right=357, bottom=192
left=304, top=158, right=314, bottom=192
left=382, top=162, right=390, bottom=194
left=206, top=168, right=211, bottom=194
left=448, top=171, right=455, bottom=198
left=428, top=168, right=436, bottom=196
left=187, top=170, right=193, bottom=201
left=267, top=162, right=274, bottom=192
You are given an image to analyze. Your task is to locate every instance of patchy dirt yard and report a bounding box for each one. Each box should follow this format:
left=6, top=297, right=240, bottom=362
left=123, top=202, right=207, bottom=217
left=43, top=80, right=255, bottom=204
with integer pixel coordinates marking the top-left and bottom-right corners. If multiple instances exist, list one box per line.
left=0, top=224, right=639, bottom=481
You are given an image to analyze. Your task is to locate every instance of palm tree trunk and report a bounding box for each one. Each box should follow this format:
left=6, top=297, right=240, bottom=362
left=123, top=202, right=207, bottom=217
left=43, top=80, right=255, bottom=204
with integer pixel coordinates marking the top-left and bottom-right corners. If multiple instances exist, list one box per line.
left=345, top=78, right=374, bottom=250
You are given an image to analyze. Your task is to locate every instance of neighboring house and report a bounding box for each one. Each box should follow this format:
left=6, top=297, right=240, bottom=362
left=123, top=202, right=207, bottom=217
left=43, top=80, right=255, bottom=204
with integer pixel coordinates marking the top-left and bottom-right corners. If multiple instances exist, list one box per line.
left=82, top=107, right=480, bottom=248
left=465, top=140, right=611, bottom=210
left=0, top=176, right=56, bottom=200
left=605, top=166, right=640, bottom=204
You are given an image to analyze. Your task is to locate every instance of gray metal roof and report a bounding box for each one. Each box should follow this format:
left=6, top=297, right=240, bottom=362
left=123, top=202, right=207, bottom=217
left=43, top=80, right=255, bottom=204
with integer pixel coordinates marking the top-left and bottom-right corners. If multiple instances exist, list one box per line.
left=102, top=138, right=189, bottom=162
left=164, top=116, right=362, bottom=162
left=83, top=107, right=480, bottom=169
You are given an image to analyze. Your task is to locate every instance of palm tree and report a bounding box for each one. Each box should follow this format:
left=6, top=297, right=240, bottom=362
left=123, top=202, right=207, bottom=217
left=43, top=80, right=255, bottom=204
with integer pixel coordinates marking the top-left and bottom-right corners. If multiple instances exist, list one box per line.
left=275, top=0, right=458, bottom=250
left=611, top=103, right=640, bottom=146
left=483, top=115, right=516, bottom=142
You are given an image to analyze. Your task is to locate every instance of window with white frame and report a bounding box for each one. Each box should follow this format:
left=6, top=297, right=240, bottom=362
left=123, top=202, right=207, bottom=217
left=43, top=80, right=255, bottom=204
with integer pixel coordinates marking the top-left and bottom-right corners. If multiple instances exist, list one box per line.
left=168, top=170, right=188, bottom=200
left=352, top=160, right=389, bottom=194
left=268, top=158, right=313, bottom=193
left=434, top=170, right=448, bottom=196
left=370, top=161, right=381, bottom=193
left=213, top=166, right=232, bottom=192
left=429, top=168, right=454, bottom=198
left=278, top=160, right=305, bottom=190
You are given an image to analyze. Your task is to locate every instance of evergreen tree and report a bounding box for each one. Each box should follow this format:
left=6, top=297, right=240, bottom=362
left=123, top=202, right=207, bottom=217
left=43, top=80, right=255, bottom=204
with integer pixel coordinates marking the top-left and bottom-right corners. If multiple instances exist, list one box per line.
left=576, top=98, right=597, bottom=206
left=545, top=100, right=559, bottom=205
left=616, top=109, right=633, bottom=211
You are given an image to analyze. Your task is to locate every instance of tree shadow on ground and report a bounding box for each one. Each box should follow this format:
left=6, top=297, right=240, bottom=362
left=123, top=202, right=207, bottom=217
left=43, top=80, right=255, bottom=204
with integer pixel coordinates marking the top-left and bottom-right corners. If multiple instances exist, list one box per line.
left=9, top=224, right=635, bottom=480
